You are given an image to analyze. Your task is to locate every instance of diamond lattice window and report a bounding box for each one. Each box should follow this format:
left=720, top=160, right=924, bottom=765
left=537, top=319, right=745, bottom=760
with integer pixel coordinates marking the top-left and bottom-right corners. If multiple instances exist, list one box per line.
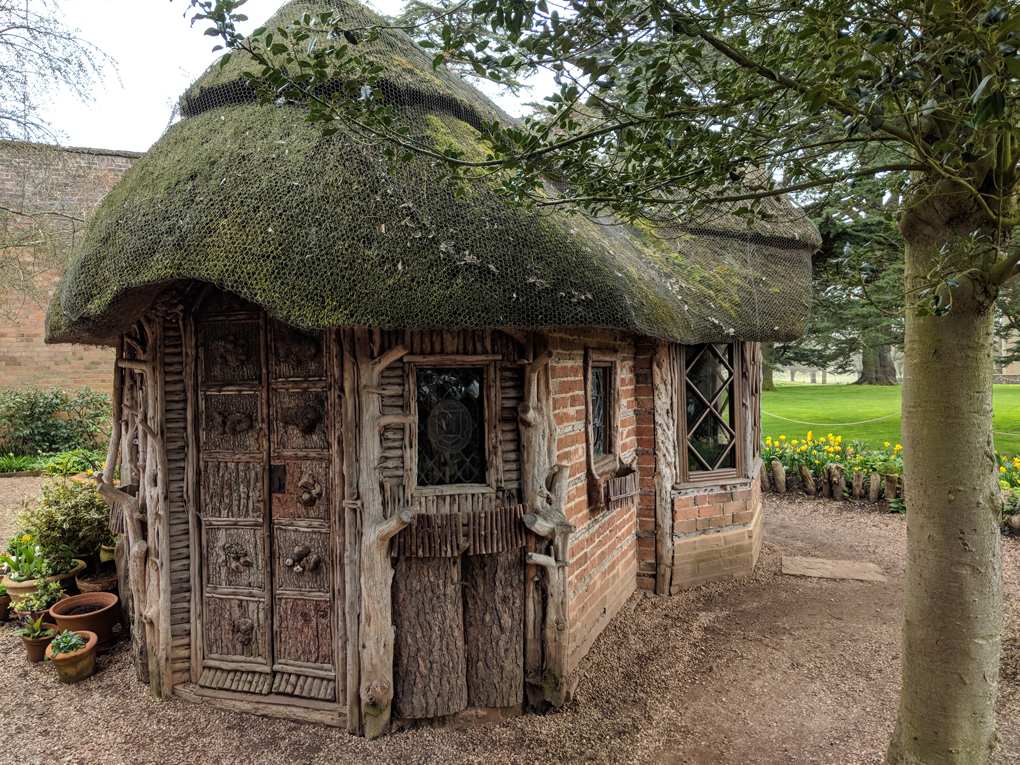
left=685, top=344, right=736, bottom=472
left=591, top=365, right=610, bottom=457
left=417, top=367, right=486, bottom=486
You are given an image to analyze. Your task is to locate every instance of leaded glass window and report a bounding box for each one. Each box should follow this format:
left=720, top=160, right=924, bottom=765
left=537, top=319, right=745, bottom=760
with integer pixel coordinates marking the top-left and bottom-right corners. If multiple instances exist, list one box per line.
left=417, top=367, right=486, bottom=486
left=591, top=365, right=610, bottom=456
left=685, top=344, right=736, bottom=472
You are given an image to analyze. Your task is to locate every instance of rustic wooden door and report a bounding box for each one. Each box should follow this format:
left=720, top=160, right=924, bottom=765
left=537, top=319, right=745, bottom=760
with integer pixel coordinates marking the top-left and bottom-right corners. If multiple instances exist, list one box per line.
left=196, top=301, right=340, bottom=702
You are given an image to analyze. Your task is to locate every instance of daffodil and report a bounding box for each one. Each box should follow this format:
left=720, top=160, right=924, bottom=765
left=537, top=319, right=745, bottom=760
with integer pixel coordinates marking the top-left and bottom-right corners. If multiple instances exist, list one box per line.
left=779, top=435, right=785, bottom=440
left=894, top=444, right=902, bottom=452
left=1001, top=466, right=1007, bottom=473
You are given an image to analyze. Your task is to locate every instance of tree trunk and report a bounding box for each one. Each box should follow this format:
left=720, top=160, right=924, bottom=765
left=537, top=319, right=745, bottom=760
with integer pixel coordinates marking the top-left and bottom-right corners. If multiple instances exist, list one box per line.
left=809, top=370, right=817, bottom=384
left=885, top=207, right=1002, bottom=765
left=856, top=346, right=899, bottom=385
left=762, top=343, right=777, bottom=391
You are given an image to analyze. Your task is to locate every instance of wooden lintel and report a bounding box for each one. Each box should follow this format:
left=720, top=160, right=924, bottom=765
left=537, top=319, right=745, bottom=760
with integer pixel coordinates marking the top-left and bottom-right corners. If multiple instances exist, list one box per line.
left=402, top=354, right=502, bottom=363
left=363, top=384, right=402, bottom=396
left=117, top=358, right=150, bottom=373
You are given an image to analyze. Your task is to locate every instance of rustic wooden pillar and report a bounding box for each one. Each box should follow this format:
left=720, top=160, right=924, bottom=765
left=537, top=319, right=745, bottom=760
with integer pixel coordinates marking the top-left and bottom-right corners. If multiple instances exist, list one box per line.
left=518, top=338, right=574, bottom=707
left=820, top=464, right=832, bottom=499
left=354, top=328, right=413, bottom=739
left=869, top=472, right=882, bottom=503
left=771, top=461, right=786, bottom=493
left=798, top=464, right=815, bottom=496
left=852, top=470, right=864, bottom=500
left=652, top=341, right=677, bottom=595
left=830, top=463, right=846, bottom=500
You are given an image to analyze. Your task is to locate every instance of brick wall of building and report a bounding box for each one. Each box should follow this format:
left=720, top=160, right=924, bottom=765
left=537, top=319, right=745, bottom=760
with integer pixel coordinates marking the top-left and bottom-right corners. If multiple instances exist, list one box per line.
left=0, top=144, right=138, bottom=392
left=544, top=330, right=640, bottom=675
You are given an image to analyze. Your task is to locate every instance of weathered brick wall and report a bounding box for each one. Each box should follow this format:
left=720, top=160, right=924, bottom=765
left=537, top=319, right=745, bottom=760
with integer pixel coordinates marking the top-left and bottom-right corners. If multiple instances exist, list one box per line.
left=0, top=144, right=138, bottom=392
left=669, top=474, right=763, bottom=591
left=545, top=330, right=639, bottom=674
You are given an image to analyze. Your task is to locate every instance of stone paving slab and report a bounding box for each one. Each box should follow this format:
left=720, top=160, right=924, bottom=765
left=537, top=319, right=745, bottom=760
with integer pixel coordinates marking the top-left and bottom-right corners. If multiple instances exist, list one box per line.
left=781, top=555, right=887, bottom=582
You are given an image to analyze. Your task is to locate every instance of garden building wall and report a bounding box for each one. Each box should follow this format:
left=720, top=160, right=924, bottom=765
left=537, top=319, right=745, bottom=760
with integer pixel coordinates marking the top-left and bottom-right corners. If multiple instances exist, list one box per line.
left=0, top=144, right=138, bottom=392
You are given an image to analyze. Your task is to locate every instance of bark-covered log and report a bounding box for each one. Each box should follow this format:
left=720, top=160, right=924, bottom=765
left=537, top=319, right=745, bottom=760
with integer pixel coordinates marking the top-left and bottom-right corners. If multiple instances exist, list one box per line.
left=798, top=464, right=816, bottom=496
left=771, top=461, right=786, bottom=493
left=463, top=550, right=525, bottom=709
left=884, top=474, right=899, bottom=500
left=829, top=463, right=846, bottom=501
left=869, top=472, right=881, bottom=503
left=852, top=470, right=864, bottom=500
left=820, top=464, right=832, bottom=499
left=392, top=557, right=467, bottom=718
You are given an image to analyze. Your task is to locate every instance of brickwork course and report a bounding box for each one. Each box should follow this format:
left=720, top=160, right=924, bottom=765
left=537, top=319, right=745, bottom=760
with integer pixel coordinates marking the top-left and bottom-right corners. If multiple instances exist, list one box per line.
left=0, top=143, right=138, bottom=392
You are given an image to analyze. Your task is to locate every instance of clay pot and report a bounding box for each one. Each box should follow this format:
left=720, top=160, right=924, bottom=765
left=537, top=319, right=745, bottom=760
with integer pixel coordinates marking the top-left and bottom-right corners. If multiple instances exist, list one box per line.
left=46, top=630, right=97, bottom=683
left=2, top=559, right=86, bottom=606
left=50, top=592, right=120, bottom=655
left=21, top=624, right=58, bottom=663
left=0, top=594, right=10, bottom=622
left=75, top=568, right=118, bottom=594
left=99, top=544, right=116, bottom=563
left=14, top=593, right=70, bottom=624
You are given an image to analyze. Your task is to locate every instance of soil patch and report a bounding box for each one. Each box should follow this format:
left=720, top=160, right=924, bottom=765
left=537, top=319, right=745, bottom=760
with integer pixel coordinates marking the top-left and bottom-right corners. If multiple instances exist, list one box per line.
left=1, top=477, right=1020, bottom=764
left=62, top=604, right=104, bottom=616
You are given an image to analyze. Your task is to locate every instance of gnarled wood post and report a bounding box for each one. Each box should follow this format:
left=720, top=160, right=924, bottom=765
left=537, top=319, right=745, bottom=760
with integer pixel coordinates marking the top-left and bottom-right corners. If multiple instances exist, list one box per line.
left=771, top=461, right=786, bottom=493
left=652, top=341, right=677, bottom=595
left=353, top=328, right=414, bottom=739
left=798, top=464, right=816, bottom=496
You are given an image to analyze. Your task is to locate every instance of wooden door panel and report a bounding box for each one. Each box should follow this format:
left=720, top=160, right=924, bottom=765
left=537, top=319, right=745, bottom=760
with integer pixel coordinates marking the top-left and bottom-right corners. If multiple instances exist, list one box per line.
left=202, top=393, right=261, bottom=453
left=274, top=527, right=330, bottom=593
left=271, top=324, right=326, bottom=380
left=205, top=527, right=267, bottom=590
left=201, top=320, right=262, bottom=384
left=275, top=597, right=332, bottom=665
left=205, top=596, right=270, bottom=662
left=271, top=390, right=329, bottom=451
left=271, top=460, right=329, bottom=521
left=202, top=461, right=265, bottom=520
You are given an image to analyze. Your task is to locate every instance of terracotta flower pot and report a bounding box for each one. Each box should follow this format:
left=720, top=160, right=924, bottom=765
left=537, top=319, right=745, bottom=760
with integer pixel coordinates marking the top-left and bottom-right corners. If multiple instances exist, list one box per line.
left=14, top=593, right=70, bottom=624
left=50, top=592, right=120, bottom=655
left=2, top=559, right=86, bottom=606
left=75, top=568, right=118, bottom=594
left=0, top=594, right=10, bottom=622
left=21, top=624, right=58, bottom=663
left=99, top=544, right=116, bottom=563
left=46, top=630, right=97, bottom=683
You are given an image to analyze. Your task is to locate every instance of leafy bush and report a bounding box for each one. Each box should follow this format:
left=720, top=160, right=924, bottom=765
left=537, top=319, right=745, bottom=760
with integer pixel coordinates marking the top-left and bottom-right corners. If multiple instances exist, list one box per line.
left=15, top=580, right=64, bottom=612
left=0, top=537, right=71, bottom=581
left=0, top=453, right=45, bottom=473
left=41, top=449, right=104, bottom=477
left=0, top=386, right=111, bottom=455
left=16, top=480, right=110, bottom=559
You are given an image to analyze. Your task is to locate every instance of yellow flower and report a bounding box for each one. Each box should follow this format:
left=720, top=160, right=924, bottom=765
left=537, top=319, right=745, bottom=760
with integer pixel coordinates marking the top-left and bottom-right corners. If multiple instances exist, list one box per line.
left=86, top=469, right=94, bottom=476
left=884, top=442, right=890, bottom=448
left=835, top=436, right=842, bottom=444
left=1001, top=466, right=1007, bottom=473
left=20, top=534, right=30, bottom=542
left=792, top=440, right=799, bottom=446
left=894, top=445, right=902, bottom=452
left=779, top=435, right=785, bottom=440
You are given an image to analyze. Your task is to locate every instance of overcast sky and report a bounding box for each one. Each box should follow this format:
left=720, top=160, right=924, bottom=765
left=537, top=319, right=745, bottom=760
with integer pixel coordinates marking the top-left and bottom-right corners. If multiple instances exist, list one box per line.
left=41, top=0, right=545, bottom=153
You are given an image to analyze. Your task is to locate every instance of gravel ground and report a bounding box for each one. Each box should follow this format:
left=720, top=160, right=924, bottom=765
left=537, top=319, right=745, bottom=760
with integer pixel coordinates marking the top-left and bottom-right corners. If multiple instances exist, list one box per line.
left=1, top=479, right=1019, bottom=764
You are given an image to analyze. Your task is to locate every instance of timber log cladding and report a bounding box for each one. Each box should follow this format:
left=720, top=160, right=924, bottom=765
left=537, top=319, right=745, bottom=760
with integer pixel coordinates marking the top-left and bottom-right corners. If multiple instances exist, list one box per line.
left=390, top=504, right=528, bottom=557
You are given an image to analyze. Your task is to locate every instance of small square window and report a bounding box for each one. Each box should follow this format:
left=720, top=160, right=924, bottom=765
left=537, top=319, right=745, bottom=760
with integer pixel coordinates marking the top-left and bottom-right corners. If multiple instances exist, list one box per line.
left=416, top=367, right=486, bottom=486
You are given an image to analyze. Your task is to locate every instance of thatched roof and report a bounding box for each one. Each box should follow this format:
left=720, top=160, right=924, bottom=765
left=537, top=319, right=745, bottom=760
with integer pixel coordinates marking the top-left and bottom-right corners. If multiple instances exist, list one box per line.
left=46, top=0, right=819, bottom=346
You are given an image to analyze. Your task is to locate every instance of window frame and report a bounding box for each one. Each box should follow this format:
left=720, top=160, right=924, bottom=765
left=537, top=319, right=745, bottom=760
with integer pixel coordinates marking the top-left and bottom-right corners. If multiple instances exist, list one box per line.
left=677, top=342, right=744, bottom=486
left=406, top=359, right=500, bottom=496
left=584, top=349, right=622, bottom=481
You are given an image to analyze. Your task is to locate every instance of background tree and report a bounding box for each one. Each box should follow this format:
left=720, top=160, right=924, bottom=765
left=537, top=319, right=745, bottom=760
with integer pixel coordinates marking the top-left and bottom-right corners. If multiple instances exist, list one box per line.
left=188, top=0, right=1020, bottom=761
left=0, top=0, right=113, bottom=318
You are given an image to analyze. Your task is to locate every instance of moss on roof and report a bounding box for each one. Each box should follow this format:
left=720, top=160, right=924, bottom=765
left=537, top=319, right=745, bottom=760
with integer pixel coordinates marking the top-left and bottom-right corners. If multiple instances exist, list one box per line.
left=47, top=0, right=816, bottom=346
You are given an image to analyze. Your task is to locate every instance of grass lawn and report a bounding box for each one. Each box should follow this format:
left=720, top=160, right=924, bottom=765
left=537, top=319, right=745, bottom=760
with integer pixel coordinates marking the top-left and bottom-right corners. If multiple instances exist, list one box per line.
left=762, top=383, right=1020, bottom=456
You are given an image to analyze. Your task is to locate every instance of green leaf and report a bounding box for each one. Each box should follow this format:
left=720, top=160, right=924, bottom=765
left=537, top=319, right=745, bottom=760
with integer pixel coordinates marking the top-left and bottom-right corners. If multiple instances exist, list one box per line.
left=971, top=73, right=995, bottom=104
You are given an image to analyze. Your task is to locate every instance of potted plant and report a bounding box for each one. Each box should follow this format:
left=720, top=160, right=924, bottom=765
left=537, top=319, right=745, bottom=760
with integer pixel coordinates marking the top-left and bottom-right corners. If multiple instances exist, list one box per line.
left=13, top=580, right=69, bottom=622
left=13, top=613, right=57, bottom=662
left=14, top=479, right=110, bottom=575
left=99, top=533, right=117, bottom=563
left=46, top=629, right=97, bottom=683
left=0, top=582, right=9, bottom=621
left=50, top=591, right=120, bottom=654
left=0, top=536, right=85, bottom=605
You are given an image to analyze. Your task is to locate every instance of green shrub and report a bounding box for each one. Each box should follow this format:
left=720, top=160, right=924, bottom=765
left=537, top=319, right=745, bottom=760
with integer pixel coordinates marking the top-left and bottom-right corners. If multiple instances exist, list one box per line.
left=16, top=580, right=65, bottom=612
left=0, top=386, right=111, bottom=455
left=16, top=480, right=110, bottom=559
left=41, top=449, right=105, bottom=477
left=0, top=453, right=45, bottom=473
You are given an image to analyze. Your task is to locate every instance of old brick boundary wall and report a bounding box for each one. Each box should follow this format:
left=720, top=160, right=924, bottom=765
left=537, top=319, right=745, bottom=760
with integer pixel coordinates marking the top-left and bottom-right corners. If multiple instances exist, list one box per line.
left=0, top=143, right=139, bottom=392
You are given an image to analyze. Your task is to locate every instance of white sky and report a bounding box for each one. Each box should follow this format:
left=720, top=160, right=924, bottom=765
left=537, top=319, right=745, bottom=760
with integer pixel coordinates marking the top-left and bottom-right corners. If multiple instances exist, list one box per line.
left=41, top=0, right=549, bottom=153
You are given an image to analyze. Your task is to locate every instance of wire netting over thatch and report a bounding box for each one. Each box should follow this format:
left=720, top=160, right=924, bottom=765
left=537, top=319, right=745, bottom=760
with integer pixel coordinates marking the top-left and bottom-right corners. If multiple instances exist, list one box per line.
left=46, top=0, right=820, bottom=346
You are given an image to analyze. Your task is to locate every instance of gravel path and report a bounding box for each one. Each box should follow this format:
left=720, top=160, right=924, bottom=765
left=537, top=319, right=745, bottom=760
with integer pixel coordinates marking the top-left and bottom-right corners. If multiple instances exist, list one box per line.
left=1, top=478, right=1019, bottom=764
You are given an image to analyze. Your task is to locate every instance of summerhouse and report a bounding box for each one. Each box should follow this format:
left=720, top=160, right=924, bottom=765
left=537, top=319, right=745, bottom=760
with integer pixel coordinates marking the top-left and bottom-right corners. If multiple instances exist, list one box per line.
left=45, top=0, right=819, bottom=738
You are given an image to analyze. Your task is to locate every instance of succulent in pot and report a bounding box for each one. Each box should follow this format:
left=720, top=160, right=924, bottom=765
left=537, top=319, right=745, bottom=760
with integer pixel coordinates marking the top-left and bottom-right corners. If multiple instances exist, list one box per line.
left=45, top=629, right=97, bottom=683
left=13, top=613, right=57, bottom=662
